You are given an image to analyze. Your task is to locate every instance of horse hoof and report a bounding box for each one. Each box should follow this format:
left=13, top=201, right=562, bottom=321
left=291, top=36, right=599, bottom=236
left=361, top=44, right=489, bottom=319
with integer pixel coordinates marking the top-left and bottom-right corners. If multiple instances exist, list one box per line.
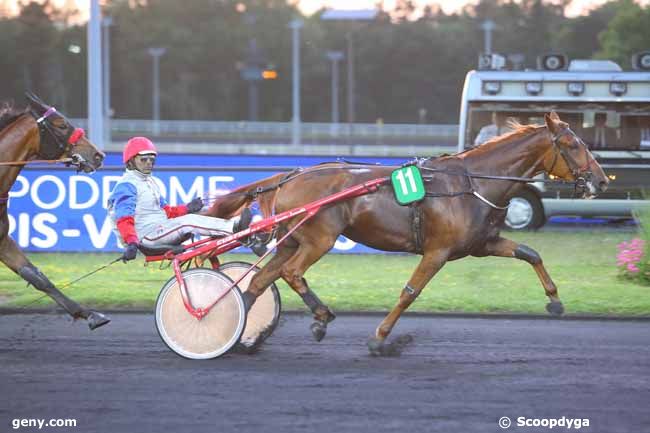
left=368, top=338, right=397, bottom=356
left=368, top=334, right=413, bottom=357
left=87, top=311, right=111, bottom=330
left=367, top=338, right=385, bottom=356
left=546, top=301, right=565, bottom=316
left=310, top=321, right=327, bottom=342
left=233, top=342, right=260, bottom=355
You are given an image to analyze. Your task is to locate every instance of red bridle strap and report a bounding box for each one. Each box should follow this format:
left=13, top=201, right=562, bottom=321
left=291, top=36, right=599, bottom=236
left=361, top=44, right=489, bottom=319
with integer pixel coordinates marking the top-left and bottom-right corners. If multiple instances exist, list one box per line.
left=68, top=128, right=85, bottom=145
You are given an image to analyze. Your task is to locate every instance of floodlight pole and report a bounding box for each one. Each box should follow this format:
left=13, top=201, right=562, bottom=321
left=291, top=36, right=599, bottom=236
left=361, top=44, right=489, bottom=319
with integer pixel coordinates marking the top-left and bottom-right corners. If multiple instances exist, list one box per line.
left=481, top=20, right=495, bottom=55
left=102, top=16, right=113, bottom=146
left=289, top=19, right=303, bottom=147
left=148, top=47, right=166, bottom=136
left=346, top=33, right=355, bottom=125
left=87, top=0, right=103, bottom=148
left=326, top=51, right=344, bottom=132
left=321, top=9, right=378, bottom=142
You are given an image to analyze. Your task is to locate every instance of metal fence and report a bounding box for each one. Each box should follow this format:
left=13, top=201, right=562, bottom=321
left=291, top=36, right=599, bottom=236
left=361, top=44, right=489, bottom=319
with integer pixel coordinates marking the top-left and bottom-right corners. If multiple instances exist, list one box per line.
left=73, top=119, right=459, bottom=156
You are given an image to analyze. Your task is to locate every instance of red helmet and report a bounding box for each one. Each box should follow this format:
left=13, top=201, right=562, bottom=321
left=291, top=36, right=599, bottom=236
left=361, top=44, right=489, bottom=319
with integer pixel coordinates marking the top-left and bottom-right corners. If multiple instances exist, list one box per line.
left=123, top=137, right=157, bottom=163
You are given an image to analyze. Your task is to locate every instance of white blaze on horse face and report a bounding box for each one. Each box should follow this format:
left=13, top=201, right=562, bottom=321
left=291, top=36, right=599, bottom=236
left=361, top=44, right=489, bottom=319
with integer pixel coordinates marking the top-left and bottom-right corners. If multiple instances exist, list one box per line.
left=350, top=169, right=371, bottom=174
left=587, top=182, right=597, bottom=198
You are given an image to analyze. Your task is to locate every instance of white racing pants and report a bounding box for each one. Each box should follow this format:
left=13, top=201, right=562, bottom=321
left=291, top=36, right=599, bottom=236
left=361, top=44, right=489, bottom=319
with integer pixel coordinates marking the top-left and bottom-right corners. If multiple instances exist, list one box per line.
left=141, top=214, right=236, bottom=248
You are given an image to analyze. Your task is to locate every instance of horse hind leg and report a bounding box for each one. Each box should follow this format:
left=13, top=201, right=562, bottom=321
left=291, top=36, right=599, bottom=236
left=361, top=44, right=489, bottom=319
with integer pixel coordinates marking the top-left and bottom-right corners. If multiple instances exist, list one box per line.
left=368, top=249, right=449, bottom=356
left=278, top=239, right=338, bottom=342
left=242, top=242, right=298, bottom=311
left=0, top=236, right=110, bottom=330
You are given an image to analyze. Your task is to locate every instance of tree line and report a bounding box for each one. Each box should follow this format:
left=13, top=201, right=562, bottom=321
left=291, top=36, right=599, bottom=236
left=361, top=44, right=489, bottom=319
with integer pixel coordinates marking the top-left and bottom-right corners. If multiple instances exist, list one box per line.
left=0, top=0, right=648, bottom=124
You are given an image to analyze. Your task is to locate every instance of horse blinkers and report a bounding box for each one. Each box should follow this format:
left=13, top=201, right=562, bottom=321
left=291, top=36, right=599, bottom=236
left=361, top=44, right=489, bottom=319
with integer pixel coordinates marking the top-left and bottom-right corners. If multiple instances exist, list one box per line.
left=25, top=93, right=91, bottom=169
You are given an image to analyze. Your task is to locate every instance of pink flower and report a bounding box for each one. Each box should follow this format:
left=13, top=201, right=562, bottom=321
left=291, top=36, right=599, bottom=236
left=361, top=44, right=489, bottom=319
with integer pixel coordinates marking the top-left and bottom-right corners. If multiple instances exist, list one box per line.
left=627, top=264, right=639, bottom=273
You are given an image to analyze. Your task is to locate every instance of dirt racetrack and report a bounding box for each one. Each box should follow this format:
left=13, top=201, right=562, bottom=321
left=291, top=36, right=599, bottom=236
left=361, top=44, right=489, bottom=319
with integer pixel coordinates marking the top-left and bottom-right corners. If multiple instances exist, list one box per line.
left=1, top=312, right=649, bottom=433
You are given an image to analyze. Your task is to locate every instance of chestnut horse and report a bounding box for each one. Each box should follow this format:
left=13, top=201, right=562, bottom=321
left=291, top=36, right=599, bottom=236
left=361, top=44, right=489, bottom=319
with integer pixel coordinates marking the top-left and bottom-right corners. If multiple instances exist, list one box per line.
left=207, top=112, right=608, bottom=354
left=0, top=93, right=109, bottom=329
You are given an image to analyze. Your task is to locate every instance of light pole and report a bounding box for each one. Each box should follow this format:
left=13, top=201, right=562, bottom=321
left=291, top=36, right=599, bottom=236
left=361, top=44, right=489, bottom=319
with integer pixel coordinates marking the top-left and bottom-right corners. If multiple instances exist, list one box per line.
left=243, top=39, right=264, bottom=121
left=481, top=19, right=495, bottom=55
left=87, top=0, right=103, bottom=148
left=102, top=16, right=113, bottom=145
left=321, top=10, right=377, bottom=132
left=289, top=19, right=303, bottom=147
left=148, top=47, right=166, bottom=136
left=326, top=50, right=343, bottom=134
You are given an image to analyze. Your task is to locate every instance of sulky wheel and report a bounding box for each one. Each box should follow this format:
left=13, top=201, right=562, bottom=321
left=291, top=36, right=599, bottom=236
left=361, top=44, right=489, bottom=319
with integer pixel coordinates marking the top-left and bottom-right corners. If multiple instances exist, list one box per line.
left=219, top=261, right=281, bottom=352
left=155, top=268, right=247, bottom=360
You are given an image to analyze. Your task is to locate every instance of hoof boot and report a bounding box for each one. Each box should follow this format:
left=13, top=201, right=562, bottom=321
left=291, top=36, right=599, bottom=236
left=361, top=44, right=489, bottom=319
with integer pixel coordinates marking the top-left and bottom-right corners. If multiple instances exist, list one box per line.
left=310, top=321, right=327, bottom=342
left=87, top=311, right=111, bottom=330
left=546, top=301, right=565, bottom=316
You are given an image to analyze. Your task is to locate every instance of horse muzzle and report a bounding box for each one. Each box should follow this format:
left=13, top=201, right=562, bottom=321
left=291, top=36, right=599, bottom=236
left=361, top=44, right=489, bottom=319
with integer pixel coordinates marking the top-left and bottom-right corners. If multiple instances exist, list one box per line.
left=69, top=154, right=97, bottom=174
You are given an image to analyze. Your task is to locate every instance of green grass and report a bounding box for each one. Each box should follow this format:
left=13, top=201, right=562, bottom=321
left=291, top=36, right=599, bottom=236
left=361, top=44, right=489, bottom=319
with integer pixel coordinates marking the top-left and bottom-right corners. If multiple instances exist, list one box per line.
left=1, top=231, right=647, bottom=315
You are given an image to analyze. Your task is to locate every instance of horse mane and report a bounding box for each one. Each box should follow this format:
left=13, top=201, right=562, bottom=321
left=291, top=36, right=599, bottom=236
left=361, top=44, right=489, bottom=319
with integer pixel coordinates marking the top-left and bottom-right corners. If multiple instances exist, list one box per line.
left=491, top=121, right=544, bottom=144
left=461, top=121, right=547, bottom=157
left=0, top=102, right=27, bottom=133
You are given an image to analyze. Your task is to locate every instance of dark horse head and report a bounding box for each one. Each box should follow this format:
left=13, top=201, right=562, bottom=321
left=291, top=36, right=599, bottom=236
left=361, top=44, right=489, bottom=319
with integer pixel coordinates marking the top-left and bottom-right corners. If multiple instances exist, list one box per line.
left=23, top=92, right=104, bottom=173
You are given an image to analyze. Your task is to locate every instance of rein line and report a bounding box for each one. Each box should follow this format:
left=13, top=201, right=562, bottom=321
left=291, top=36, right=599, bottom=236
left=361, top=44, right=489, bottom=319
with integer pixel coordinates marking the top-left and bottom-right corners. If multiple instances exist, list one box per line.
left=418, top=166, right=575, bottom=185
left=219, top=160, right=580, bottom=212
left=244, top=163, right=574, bottom=200
left=0, top=157, right=73, bottom=167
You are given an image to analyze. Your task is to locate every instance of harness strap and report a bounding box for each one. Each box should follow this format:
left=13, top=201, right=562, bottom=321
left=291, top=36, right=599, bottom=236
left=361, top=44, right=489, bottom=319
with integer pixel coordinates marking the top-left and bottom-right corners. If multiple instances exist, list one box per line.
left=472, top=191, right=509, bottom=210
left=248, top=168, right=303, bottom=199
left=410, top=204, right=424, bottom=254
left=0, top=193, right=9, bottom=204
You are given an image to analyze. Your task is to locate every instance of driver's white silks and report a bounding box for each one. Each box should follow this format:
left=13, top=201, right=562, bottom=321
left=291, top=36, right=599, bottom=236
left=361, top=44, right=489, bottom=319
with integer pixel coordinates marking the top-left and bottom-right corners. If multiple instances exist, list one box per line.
left=141, top=214, right=235, bottom=247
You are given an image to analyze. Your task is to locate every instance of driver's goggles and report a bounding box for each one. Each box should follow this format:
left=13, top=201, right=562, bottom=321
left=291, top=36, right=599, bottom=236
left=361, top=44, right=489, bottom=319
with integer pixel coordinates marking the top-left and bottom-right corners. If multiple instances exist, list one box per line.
left=136, top=155, right=156, bottom=163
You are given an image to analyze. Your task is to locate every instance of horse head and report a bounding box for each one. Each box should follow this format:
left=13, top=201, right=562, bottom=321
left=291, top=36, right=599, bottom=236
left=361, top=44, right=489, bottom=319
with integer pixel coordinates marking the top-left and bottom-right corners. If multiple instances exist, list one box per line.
left=25, top=92, right=104, bottom=173
left=543, top=111, right=609, bottom=198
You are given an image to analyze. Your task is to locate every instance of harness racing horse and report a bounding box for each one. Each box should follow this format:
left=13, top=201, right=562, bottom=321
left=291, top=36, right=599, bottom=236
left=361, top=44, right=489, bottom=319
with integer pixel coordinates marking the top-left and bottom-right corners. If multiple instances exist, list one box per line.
left=207, top=112, right=609, bottom=354
left=0, top=93, right=109, bottom=329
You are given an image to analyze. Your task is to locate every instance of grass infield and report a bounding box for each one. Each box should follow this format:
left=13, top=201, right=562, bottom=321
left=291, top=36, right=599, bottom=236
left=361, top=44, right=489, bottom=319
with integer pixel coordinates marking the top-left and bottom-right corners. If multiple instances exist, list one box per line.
left=0, top=231, right=647, bottom=315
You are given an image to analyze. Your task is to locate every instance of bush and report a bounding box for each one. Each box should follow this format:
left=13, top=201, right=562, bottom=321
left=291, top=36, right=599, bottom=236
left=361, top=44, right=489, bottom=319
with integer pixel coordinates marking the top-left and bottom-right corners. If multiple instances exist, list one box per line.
left=617, top=238, right=646, bottom=279
left=617, top=206, right=650, bottom=284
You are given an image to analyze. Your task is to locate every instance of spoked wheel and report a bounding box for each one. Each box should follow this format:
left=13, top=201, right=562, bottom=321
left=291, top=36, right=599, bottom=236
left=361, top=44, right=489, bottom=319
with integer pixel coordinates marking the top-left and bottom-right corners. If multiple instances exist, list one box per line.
left=155, top=268, right=246, bottom=360
left=219, top=261, right=281, bottom=352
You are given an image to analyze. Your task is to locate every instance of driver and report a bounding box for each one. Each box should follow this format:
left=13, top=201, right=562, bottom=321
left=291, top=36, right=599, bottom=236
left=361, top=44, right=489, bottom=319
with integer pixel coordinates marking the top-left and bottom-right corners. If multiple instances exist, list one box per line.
left=108, top=137, right=251, bottom=262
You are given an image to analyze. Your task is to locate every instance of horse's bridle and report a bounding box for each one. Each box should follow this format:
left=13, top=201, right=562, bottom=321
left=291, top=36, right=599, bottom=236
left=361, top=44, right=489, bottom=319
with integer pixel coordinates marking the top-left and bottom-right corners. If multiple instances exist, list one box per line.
left=27, top=105, right=85, bottom=161
left=548, top=129, right=593, bottom=192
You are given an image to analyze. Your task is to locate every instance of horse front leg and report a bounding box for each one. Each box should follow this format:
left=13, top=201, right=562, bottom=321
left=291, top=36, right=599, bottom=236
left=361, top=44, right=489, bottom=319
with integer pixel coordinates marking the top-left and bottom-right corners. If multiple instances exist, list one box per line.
left=476, top=236, right=563, bottom=315
left=369, top=250, right=449, bottom=356
left=0, top=235, right=110, bottom=330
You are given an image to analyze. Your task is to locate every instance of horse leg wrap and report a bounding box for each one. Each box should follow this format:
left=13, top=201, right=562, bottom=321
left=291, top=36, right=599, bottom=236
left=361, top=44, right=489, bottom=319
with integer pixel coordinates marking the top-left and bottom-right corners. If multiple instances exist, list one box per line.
left=514, top=245, right=541, bottom=265
left=300, top=289, right=325, bottom=313
left=18, top=265, right=54, bottom=291
left=300, top=289, right=336, bottom=323
left=18, top=265, right=85, bottom=318
left=242, top=291, right=257, bottom=312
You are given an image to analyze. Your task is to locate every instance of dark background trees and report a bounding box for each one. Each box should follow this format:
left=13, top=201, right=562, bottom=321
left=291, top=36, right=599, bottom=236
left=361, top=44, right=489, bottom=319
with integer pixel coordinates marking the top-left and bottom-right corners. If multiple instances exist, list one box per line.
left=0, top=0, right=647, bottom=123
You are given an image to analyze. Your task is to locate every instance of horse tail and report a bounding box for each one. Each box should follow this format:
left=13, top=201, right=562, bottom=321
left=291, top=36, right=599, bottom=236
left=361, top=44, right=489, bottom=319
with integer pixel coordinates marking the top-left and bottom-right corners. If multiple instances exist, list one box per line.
left=204, top=172, right=286, bottom=219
